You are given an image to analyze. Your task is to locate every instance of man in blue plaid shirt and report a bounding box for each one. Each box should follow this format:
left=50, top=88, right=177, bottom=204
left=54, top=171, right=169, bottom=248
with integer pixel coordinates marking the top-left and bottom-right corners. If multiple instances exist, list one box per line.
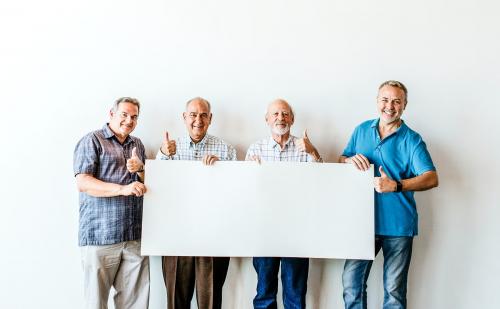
left=246, top=98, right=322, bottom=309
left=73, top=97, right=149, bottom=309
left=156, top=97, right=236, bottom=309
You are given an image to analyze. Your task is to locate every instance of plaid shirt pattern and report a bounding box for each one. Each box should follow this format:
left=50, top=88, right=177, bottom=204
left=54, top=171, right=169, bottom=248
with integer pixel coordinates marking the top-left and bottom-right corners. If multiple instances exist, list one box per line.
left=245, top=135, right=315, bottom=162
left=73, top=124, right=146, bottom=246
left=156, top=134, right=236, bottom=161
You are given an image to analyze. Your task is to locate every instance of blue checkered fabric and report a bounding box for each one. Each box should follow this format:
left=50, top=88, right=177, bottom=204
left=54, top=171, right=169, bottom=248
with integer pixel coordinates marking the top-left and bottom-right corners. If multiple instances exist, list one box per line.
left=246, top=135, right=315, bottom=162
left=73, top=124, right=146, bottom=246
left=156, top=134, right=236, bottom=161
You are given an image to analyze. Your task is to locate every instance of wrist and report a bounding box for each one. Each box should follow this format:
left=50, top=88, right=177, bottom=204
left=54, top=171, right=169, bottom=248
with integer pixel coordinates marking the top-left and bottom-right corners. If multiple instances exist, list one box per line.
left=395, top=180, right=403, bottom=192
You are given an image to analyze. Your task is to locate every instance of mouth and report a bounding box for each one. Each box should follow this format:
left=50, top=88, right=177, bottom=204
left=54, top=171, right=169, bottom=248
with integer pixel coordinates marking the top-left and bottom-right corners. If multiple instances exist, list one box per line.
left=383, top=109, right=395, bottom=116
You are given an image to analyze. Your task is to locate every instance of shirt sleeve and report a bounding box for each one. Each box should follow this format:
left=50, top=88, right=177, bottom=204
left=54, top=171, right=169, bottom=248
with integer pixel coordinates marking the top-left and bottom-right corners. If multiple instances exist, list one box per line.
left=156, top=149, right=171, bottom=160
left=342, top=126, right=359, bottom=158
left=73, top=133, right=100, bottom=177
left=228, top=144, right=237, bottom=161
left=411, top=138, right=436, bottom=175
left=245, top=144, right=256, bottom=160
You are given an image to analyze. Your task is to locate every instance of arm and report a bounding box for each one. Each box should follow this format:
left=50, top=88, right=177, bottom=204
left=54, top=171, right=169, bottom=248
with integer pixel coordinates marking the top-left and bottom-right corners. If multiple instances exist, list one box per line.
left=401, top=170, right=438, bottom=192
left=374, top=168, right=438, bottom=193
left=76, top=173, right=146, bottom=197
left=296, top=130, right=323, bottom=162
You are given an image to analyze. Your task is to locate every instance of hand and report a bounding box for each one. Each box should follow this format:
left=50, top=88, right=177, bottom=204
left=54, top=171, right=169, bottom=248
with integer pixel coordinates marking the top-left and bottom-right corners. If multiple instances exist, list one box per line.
left=346, top=154, right=371, bottom=171
left=247, top=155, right=261, bottom=164
left=296, top=129, right=321, bottom=160
left=120, top=181, right=147, bottom=197
left=202, top=154, right=219, bottom=165
left=374, top=166, right=397, bottom=193
left=126, top=147, right=144, bottom=173
left=161, top=131, right=176, bottom=156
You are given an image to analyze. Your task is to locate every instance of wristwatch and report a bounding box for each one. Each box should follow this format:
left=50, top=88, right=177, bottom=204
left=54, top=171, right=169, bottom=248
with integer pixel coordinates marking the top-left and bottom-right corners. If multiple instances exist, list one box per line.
left=395, top=180, right=403, bottom=192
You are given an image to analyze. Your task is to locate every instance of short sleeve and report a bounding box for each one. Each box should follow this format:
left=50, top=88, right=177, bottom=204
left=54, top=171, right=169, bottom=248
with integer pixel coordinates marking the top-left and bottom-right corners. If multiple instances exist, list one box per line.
left=73, top=133, right=100, bottom=177
left=411, top=138, right=436, bottom=175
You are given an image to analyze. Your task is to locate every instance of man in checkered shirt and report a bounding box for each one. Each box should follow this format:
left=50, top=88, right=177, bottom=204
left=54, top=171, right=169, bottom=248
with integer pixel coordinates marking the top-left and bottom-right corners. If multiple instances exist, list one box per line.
left=246, top=98, right=322, bottom=309
left=73, top=97, right=149, bottom=309
left=156, top=97, right=236, bottom=309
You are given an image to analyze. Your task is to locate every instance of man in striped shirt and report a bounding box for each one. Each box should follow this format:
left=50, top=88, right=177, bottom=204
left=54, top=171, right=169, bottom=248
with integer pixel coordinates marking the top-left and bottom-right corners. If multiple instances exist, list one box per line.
left=246, top=98, right=322, bottom=309
left=156, top=97, right=236, bottom=309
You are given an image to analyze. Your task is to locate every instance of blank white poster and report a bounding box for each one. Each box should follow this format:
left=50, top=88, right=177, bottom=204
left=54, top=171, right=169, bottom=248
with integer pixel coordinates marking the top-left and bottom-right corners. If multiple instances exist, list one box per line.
left=141, top=160, right=374, bottom=260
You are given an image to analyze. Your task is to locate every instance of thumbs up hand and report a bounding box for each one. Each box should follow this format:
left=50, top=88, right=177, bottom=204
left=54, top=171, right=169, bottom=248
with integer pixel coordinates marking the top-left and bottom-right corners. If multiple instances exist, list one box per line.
left=127, top=147, right=144, bottom=173
left=161, top=131, right=177, bottom=156
left=296, top=129, right=322, bottom=162
left=374, top=166, right=397, bottom=193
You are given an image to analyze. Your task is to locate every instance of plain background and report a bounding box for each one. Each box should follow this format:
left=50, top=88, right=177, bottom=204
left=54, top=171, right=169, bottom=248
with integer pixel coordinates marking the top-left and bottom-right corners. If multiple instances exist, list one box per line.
left=0, top=0, right=498, bottom=308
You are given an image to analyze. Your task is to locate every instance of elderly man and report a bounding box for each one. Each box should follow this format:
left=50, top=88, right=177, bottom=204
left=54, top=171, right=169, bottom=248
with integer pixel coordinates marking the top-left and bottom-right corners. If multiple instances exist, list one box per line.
left=156, top=97, right=236, bottom=309
left=73, top=97, right=149, bottom=309
left=246, top=98, right=322, bottom=309
left=340, top=80, right=439, bottom=309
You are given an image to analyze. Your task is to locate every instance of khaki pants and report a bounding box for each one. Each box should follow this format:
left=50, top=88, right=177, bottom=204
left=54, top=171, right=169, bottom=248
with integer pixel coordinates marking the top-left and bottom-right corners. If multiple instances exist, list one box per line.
left=162, top=256, right=230, bottom=309
left=81, top=240, right=150, bottom=309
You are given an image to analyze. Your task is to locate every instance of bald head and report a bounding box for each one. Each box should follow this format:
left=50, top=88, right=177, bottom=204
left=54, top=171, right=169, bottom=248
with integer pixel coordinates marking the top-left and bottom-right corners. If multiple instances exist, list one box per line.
left=266, top=98, right=295, bottom=137
left=266, top=99, right=294, bottom=121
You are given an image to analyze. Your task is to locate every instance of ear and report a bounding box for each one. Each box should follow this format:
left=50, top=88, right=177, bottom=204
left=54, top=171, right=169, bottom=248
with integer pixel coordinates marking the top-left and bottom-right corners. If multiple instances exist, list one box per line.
left=208, top=113, right=213, bottom=124
left=182, top=112, right=187, bottom=121
left=109, top=109, right=114, bottom=118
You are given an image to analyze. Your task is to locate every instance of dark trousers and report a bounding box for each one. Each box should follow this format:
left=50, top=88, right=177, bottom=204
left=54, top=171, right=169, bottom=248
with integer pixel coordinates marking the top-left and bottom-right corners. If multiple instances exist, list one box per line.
left=162, top=256, right=230, bottom=309
left=253, top=257, right=309, bottom=309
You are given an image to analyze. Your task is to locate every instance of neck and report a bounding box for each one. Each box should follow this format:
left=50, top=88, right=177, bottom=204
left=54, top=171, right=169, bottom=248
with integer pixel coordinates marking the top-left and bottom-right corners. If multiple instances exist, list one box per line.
left=109, top=124, right=127, bottom=144
left=378, top=119, right=402, bottom=138
left=190, top=134, right=206, bottom=144
left=272, top=132, right=290, bottom=149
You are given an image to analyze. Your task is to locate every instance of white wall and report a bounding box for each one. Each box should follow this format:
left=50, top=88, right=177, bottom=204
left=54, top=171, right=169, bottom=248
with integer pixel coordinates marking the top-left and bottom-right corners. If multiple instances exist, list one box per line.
left=1, top=0, right=499, bottom=308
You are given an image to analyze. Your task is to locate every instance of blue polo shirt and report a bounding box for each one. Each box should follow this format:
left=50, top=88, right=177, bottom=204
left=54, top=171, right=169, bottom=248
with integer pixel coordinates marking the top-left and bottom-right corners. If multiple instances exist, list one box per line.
left=342, top=119, right=436, bottom=236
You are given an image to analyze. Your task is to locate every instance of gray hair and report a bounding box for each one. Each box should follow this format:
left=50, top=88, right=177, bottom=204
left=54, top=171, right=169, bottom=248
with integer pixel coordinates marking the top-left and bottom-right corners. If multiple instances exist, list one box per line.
left=186, top=97, right=211, bottom=113
left=112, top=97, right=141, bottom=113
left=378, top=80, right=408, bottom=102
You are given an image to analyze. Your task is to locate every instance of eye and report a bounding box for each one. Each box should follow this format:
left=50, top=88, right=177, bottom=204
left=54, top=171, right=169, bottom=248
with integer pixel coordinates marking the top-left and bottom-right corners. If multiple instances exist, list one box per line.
left=131, top=115, right=138, bottom=121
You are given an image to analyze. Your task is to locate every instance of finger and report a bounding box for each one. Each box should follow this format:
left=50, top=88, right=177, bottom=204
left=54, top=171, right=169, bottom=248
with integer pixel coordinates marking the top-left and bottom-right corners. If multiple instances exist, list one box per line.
left=355, top=154, right=370, bottom=171
left=131, top=147, right=137, bottom=158
left=303, top=129, right=309, bottom=139
left=202, top=155, right=209, bottom=165
left=379, top=166, right=387, bottom=178
left=165, top=131, right=170, bottom=142
left=351, top=156, right=364, bottom=171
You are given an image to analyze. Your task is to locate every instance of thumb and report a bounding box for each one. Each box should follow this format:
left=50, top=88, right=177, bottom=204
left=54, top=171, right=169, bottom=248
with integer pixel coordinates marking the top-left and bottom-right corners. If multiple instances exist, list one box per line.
left=379, top=166, right=387, bottom=177
left=131, top=147, right=138, bottom=158
left=165, top=131, right=170, bottom=142
left=303, top=129, right=309, bottom=139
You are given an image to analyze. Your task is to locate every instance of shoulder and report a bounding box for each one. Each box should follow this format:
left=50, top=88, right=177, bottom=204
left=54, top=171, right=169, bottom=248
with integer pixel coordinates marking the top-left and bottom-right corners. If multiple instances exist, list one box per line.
left=248, top=137, right=270, bottom=149
left=207, top=134, right=233, bottom=148
left=400, top=123, right=425, bottom=144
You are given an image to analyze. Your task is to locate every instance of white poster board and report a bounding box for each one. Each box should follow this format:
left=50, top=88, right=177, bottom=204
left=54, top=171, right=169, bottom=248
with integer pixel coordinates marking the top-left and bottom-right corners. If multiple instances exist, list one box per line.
left=142, top=160, right=374, bottom=260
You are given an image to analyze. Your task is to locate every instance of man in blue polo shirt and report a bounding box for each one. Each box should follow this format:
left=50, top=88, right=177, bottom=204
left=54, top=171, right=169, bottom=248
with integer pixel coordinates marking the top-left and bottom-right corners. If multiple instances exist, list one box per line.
left=340, top=80, right=439, bottom=309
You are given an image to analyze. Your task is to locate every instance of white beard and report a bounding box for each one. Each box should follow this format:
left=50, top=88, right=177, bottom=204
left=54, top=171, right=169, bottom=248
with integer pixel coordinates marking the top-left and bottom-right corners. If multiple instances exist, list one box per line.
left=271, top=124, right=290, bottom=136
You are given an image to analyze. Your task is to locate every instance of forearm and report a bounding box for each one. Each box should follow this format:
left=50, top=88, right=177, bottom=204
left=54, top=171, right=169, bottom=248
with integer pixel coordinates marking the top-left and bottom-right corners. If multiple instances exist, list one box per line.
left=401, top=171, right=439, bottom=192
left=76, top=174, right=124, bottom=197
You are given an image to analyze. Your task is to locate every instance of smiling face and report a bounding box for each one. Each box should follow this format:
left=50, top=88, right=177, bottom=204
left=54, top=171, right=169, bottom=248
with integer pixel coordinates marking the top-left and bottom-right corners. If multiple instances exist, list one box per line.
left=108, top=102, right=139, bottom=141
left=377, top=85, right=407, bottom=125
left=183, top=98, right=212, bottom=143
left=266, top=99, right=294, bottom=137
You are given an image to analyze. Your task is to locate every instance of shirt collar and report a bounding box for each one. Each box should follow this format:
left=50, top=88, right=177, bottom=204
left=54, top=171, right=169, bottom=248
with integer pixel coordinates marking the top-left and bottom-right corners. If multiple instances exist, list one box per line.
left=187, top=133, right=209, bottom=148
left=102, top=123, right=132, bottom=145
left=372, top=118, right=408, bottom=135
left=269, top=135, right=294, bottom=149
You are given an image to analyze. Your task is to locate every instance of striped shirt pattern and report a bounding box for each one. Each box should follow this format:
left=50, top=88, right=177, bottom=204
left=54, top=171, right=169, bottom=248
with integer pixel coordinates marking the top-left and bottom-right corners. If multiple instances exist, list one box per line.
left=73, top=124, right=146, bottom=246
left=156, top=134, right=237, bottom=162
